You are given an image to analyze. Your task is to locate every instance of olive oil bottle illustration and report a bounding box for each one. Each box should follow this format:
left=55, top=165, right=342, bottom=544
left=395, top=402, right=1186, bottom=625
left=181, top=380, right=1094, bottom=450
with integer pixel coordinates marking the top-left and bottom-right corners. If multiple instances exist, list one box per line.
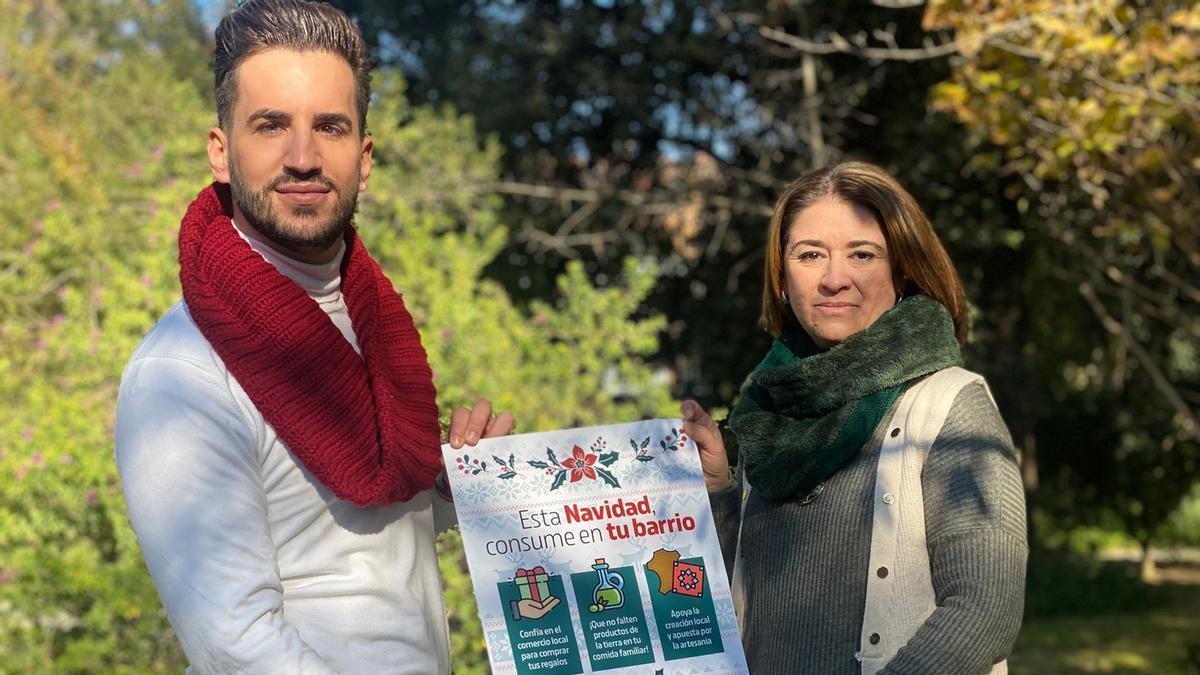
left=586, top=558, right=625, bottom=613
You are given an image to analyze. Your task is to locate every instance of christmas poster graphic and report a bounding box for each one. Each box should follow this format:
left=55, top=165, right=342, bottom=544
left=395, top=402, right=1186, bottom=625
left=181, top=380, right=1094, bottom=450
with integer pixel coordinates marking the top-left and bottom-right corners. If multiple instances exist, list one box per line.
left=442, top=419, right=748, bottom=674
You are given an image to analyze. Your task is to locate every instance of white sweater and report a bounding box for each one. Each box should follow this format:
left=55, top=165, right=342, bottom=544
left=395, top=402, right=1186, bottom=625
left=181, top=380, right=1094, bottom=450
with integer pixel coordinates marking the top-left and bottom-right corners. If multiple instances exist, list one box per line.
left=115, top=228, right=452, bottom=674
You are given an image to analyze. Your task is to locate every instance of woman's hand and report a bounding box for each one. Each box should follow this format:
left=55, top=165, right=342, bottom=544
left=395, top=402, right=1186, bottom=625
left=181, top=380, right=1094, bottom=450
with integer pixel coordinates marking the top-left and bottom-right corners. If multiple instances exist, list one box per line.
left=681, top=399, right=731, bottom=493
left=447, top=398, right=516, bottom=448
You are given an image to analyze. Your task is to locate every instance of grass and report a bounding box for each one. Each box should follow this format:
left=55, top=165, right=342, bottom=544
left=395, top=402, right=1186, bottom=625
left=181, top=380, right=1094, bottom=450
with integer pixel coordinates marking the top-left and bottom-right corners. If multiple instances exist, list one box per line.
left=1010, top=564, right=1200, bottom=674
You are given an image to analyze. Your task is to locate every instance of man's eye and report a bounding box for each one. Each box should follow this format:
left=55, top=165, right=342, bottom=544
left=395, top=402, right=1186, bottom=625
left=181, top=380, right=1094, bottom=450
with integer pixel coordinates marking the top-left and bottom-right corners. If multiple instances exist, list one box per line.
left=319, top=124, right=346, bottom=136
left=257, top=122, right=283, bottom=133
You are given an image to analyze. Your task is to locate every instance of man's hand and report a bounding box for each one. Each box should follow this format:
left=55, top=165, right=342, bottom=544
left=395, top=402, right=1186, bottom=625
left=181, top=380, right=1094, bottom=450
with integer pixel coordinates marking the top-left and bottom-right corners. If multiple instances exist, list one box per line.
left=447, top=398, right=516, bottom=448
left=681, top=400, right=731, bottom=493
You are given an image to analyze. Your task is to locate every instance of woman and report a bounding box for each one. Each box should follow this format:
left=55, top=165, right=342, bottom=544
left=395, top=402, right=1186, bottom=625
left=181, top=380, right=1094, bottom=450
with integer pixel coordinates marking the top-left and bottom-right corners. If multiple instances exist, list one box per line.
left=682, top=162, right=1026, bottom=675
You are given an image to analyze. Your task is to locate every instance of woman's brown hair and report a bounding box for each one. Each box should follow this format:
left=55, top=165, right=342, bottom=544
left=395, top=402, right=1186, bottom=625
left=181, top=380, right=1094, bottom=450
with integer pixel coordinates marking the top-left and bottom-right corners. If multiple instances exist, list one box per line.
left=759, top=161, right=970, bottom=344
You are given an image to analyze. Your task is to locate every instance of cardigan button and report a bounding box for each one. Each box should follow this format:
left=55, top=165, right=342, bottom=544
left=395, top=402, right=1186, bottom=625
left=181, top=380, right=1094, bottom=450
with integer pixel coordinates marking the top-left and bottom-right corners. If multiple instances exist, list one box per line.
left=800, top=482, right=826, bottom=505
left=882, top=492, right=896, bottom=505
left=869, top=633, right=881, bottom=645
left=877, top=566, right=889, bottom=578
left=890, top=427, right=901, bottom=437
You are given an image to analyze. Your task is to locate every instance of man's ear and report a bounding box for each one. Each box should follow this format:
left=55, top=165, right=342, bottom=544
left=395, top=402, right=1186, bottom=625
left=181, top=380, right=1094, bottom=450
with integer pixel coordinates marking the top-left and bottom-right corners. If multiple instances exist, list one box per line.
left=207, top=127, right=231, bottom=184
left=358, top=135, right=373, bottom=192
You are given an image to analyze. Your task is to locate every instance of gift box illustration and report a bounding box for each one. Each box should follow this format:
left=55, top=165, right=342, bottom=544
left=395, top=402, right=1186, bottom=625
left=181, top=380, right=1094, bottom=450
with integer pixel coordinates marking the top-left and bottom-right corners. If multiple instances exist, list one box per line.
left=514, top=566, right=551, bottom=603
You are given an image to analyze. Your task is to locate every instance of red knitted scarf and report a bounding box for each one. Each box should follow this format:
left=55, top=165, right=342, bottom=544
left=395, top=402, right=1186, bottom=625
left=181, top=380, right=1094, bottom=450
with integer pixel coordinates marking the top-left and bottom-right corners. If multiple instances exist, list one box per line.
left=178, top=183, right=441, bottom=506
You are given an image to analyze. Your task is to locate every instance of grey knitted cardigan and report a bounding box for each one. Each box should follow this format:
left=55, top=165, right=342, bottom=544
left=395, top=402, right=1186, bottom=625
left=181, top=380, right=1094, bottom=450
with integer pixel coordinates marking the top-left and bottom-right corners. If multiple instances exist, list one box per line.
left=710, top=381, right=1027, bottom=674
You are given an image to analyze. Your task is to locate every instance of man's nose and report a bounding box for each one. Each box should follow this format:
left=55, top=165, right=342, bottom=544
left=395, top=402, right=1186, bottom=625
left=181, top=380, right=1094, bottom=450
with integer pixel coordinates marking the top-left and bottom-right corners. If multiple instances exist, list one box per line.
left=283, top=129, right=321, bottom=175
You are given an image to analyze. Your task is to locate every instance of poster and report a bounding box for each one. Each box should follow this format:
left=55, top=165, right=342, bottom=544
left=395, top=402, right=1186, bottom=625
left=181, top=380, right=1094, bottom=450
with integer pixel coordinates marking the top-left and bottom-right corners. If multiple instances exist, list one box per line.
left=442, top=418, right=748, bottom=675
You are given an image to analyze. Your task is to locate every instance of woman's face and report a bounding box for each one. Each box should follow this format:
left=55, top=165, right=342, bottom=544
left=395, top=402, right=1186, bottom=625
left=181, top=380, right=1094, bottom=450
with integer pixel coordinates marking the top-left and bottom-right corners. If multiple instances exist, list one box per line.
left=783, top=196, right=897, bottom=349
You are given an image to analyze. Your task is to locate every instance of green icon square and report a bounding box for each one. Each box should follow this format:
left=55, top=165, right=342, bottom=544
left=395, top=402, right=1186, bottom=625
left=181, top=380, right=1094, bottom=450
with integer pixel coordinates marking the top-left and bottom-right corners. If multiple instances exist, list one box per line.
left=644, top=556, right=725, bottom=661
left=499, top=574, right=583, bottom=675
left=569, top=564, right=656, bottom=671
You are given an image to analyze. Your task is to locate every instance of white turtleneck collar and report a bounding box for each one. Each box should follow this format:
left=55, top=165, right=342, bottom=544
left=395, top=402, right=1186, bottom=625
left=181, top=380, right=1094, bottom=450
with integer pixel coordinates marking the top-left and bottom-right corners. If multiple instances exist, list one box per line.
left=230, top=220, right=361, bottom=353
left=231, top=221, right=345, bottom=303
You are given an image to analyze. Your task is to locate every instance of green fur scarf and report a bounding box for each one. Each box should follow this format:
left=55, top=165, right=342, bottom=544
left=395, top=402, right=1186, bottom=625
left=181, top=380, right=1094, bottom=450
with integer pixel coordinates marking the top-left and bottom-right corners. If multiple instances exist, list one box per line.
left=728, top=295, right=962, bottom=501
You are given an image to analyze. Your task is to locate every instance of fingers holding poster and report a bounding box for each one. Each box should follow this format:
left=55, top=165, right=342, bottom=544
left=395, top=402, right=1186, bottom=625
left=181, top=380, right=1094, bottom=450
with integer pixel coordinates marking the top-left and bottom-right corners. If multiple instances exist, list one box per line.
left=444, top=419, right=748, bottom=675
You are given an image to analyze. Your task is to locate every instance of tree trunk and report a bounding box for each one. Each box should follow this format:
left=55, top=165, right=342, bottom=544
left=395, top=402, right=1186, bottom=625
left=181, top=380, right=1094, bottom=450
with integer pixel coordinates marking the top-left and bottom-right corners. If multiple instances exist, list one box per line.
left=1020, top=430, right=1039, bottom=545
left=1139, top=539, right=1158, bottom=583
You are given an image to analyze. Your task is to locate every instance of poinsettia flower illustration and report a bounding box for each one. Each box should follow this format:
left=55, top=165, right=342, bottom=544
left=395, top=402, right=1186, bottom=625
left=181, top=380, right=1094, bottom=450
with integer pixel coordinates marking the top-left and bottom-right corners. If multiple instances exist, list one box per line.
left=563, top=445, right=598, bottom=482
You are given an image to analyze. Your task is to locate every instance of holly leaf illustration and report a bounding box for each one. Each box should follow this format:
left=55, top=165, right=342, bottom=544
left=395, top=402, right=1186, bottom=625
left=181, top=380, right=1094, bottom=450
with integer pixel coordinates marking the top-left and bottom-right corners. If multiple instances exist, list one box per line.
left=629, top=439, right=640, bottom=452
left=499, top=471, right=517, bottom=480
left=528, top=460, right=549, bottom=469
left=640, top=436, right=651, bottom=449
left=594, top=466, right=621, bottom=489
left=508, top=453, right=516, bottom=467
left=549, top=470, right=567, bottom=491
left=598, top=451, right=619, bottom=467
left=635, top=455, right=654, bottom=462
left=492, top=455, right=506, bottom=466
left=546, top=447, right=561, bottom=467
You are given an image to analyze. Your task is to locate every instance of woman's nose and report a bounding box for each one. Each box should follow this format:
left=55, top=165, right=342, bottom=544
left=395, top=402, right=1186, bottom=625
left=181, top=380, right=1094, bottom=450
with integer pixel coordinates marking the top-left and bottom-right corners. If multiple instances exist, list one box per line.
left=819, top=258, right=852, bottom=293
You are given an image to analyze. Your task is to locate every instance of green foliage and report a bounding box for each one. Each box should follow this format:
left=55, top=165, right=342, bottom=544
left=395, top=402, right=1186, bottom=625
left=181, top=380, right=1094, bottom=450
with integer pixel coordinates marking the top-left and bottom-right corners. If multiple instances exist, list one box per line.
left=928, top=0, right=1198, bottom=202
left=1014, top=582, right=1200, bottom=674
left=1024, top=549, right=1169, bottom=619
left=1160, top=484, right=1200, bottom=547
left=926, top=0, right=1200, bottom=547
left=360, top=75, right=675, bottom=431
left=7, top=0, right=1196, bottom=671
left=1, top=0, right=209, bottom=671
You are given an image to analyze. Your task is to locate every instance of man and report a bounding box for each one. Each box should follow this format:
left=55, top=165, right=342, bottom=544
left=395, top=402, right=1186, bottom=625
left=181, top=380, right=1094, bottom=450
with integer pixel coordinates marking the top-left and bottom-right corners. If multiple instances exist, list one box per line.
left=114, top=1, right=509, bottom=672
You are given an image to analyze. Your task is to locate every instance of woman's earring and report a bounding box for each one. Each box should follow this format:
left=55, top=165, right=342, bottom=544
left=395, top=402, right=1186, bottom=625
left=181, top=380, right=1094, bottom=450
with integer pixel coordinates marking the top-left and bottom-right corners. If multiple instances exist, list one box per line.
left=780, top=290, right=788, bottom=304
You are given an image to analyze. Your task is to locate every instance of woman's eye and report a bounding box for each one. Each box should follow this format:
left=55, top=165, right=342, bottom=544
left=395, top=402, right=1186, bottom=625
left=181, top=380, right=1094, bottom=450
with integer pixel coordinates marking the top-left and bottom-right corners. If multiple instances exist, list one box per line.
left=793, top=251, right=822, bottom=262
left=850, top=251, right=878, bottom=263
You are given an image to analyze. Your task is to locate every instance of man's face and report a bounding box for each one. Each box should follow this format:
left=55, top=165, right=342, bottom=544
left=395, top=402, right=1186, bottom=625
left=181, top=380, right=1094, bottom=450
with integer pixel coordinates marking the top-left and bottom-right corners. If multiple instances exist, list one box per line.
left=207, top=49, right=372, bottom=264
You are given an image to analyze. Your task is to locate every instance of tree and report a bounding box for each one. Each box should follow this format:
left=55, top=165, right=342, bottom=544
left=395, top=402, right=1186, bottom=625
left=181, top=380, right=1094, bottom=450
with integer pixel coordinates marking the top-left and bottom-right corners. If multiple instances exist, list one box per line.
left=360, top=76, right=674, bottom=433
left=926, top=0, right=1200, bottom=574
left=336, top=0, right=995, bottom=406
left=340, top=0, right=1200, bottom=572
left=0, top=1, right=211, bottom=670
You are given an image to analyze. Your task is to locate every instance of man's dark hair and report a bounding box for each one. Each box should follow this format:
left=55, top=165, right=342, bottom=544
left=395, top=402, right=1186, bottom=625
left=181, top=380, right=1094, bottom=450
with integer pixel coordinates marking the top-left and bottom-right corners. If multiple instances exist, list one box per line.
left=213, top=0, right=372, bottom=134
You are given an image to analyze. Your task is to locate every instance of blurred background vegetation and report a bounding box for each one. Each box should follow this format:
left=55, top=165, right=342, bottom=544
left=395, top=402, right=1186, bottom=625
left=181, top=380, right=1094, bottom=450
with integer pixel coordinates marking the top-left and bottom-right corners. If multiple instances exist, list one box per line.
left=1, top=0, right=1196, bottom=672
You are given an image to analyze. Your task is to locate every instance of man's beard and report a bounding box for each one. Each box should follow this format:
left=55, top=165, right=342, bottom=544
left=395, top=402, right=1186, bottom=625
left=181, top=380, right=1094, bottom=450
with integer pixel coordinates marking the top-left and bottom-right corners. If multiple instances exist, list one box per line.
left=228, top=160, right=359, bottom=254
